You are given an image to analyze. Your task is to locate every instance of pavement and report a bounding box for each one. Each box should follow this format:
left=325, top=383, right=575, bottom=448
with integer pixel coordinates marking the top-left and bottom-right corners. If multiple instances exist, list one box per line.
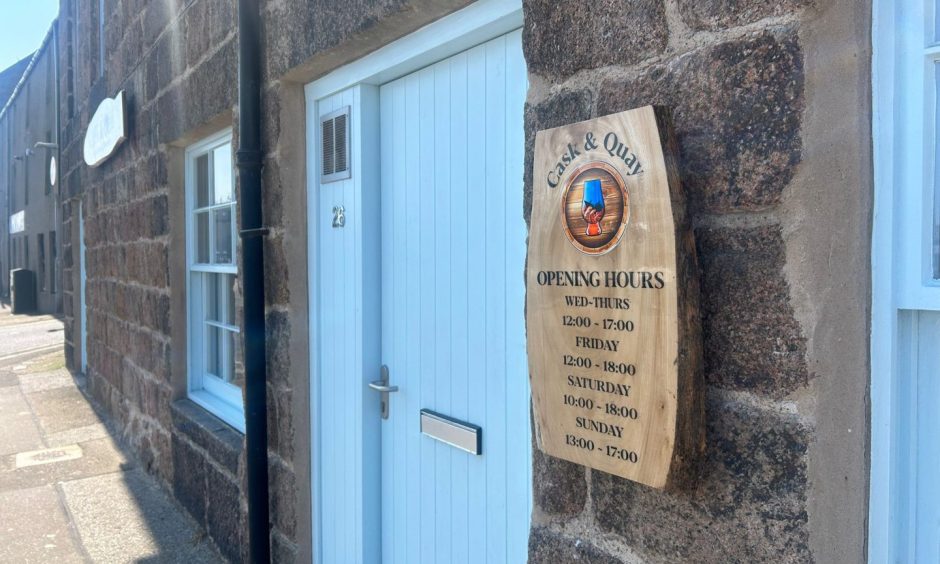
left=0, top=305, right=224, bottom=563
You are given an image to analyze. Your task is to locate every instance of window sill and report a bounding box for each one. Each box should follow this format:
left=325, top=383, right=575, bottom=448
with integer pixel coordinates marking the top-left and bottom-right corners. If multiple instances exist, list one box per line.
left=188, top=390, right=245, bottom=434
left=171, top=398, right=244, bottom=475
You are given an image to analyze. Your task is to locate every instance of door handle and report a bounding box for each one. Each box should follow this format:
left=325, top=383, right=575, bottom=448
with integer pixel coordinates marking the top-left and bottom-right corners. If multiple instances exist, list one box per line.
left=369, top=365, right=397, bottom=419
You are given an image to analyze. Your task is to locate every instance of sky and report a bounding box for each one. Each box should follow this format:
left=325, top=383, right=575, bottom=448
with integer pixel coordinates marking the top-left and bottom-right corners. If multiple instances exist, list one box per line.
left=0, top=1, right=59, bottom=71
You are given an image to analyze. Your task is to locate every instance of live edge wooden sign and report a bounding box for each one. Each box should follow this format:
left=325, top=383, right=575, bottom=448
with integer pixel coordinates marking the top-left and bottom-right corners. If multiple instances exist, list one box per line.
left=527, top=106, right=704, bottom=489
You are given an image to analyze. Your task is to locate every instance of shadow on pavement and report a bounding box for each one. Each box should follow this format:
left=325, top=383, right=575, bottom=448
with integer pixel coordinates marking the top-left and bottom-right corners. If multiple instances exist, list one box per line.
left=0, top=309, right=226, bottom=563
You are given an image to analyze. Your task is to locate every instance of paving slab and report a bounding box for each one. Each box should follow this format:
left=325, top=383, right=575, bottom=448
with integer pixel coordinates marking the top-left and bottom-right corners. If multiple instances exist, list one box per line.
left=59, top=469, right=222, bottom=564
left=26, top=386, right=103, bottom=435
left=0, top=388, right=44, bottom=456
left=0, top=310, right=223, bottom=563
left=0, top=437, right=133, bottom=492
left=46, top=422, right=111, bottom=448
left=18, top=368, right=76, bottom=394
left=0, top=485, right=84, bottom=563
left=22, top=352, right=68, bottom=373
left=0, top=380, right=23, bottom=398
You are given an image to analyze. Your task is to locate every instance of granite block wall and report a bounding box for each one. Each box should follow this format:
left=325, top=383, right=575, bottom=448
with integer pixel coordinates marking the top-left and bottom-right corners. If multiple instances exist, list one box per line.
left=58, top=0, right=247, bottom=560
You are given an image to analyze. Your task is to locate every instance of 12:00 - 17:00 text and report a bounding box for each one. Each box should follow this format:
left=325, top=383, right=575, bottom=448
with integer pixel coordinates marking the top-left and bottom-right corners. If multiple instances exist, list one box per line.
left=562, top=316, right=635, bottom=332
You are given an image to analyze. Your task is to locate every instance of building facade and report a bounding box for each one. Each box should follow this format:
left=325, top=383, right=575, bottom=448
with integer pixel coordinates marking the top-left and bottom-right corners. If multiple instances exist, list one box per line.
left=0, top=30, right=62, bottom=314
left=55, top=0, right=923, bottom=562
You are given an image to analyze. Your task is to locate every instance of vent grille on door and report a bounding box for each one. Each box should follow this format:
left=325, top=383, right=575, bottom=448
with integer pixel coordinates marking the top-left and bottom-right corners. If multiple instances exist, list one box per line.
left=320, top=107, right=351, bottom=183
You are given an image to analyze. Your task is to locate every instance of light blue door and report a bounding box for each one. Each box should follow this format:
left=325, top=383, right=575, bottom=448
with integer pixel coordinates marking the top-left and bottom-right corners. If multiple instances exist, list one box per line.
left=314, top=29, right=529, bottom=564
left=378, top=30, right=530, bottom=564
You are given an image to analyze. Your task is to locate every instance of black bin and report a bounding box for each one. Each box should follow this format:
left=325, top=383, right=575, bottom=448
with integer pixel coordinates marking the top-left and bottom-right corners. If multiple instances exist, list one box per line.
left=10, top=269, right=36, bottom=314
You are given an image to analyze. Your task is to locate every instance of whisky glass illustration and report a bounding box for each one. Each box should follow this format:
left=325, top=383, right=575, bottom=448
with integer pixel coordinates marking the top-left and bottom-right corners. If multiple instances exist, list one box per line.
left=582, top=178, right=606, bottom=236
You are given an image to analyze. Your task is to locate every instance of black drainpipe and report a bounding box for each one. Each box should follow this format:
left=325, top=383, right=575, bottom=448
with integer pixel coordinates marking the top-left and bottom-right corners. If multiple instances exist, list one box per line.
left=236, top=0, right=270, bottom=562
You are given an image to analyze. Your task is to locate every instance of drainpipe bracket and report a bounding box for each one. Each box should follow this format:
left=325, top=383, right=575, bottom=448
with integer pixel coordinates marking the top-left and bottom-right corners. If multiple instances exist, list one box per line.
left=235, top=148, right=263, bottom=169
left=239, top=227, right=270, bottom=239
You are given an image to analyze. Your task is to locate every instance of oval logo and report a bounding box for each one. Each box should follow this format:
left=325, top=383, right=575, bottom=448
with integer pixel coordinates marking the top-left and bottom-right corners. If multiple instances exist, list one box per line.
left=560, top=161, right=630, bottom=255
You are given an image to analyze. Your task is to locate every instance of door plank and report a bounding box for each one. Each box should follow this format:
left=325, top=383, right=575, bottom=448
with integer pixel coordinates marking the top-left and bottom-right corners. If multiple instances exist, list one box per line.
left=483, top=33, right=509, bottom=563
left=447, top=49, right=472, bottom=564
left=464, top=40, right=489, bottom=564
left=432, top=57, right=454, bottom=564
left=417, top=65, right=437, bottom=564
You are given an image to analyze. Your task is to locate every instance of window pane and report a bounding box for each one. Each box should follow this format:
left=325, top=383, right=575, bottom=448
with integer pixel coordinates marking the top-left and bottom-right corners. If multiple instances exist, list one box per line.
left=936, top=6, right=940, bottom=45
left=213, top=144, right=234, bottom=204
left=206, top=273, right=234, bottom=324
left=224, top=330, right=236, bottom=383
left=213, top=207, right=233, bottom=264
left=196, top=154, right=210, bottom=208
left=230, top=331, right=244, bottom=391
left=936, top=61, right=940, bottom=279
left=195, top=212, right=210, bottom=263
left=206, top=325, right=236, bottom=383
left=226, top=275, right=236, bottom=325
left=206, top=273, right=220, bottom=322
left=207, top=325, right=221, bottom=377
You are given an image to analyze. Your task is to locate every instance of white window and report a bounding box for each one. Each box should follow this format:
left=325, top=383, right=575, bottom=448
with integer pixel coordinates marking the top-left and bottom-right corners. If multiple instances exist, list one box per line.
left=185, top=130, right=244, bottom=432
left=872, top=1, right=940, bottom=561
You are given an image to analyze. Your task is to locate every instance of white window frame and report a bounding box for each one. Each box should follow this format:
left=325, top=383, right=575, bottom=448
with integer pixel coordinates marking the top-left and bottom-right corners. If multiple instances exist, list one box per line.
left=184, top=129, right=244, bottom=432
left=871, top=0, right=940, bottom=561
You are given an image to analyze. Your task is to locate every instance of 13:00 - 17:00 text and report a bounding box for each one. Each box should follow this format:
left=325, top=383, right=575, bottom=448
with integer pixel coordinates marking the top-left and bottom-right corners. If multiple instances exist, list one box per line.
left=565, top=434, right=640, bottom=463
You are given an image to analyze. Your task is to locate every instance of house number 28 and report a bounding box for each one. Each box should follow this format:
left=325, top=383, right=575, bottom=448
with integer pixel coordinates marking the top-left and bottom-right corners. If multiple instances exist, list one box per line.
left=332, top=205, right=345, bottom=228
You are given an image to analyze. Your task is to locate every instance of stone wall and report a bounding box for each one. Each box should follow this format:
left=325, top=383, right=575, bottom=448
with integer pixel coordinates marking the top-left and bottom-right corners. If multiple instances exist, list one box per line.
left=58, top=0, right=247, bottom=560
left=523, top=0, right=871, bottom=562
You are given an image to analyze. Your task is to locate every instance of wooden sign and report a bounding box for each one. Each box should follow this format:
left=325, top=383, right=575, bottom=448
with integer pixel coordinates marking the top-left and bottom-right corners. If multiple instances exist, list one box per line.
left=527, top=106, right=703, bottom=489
